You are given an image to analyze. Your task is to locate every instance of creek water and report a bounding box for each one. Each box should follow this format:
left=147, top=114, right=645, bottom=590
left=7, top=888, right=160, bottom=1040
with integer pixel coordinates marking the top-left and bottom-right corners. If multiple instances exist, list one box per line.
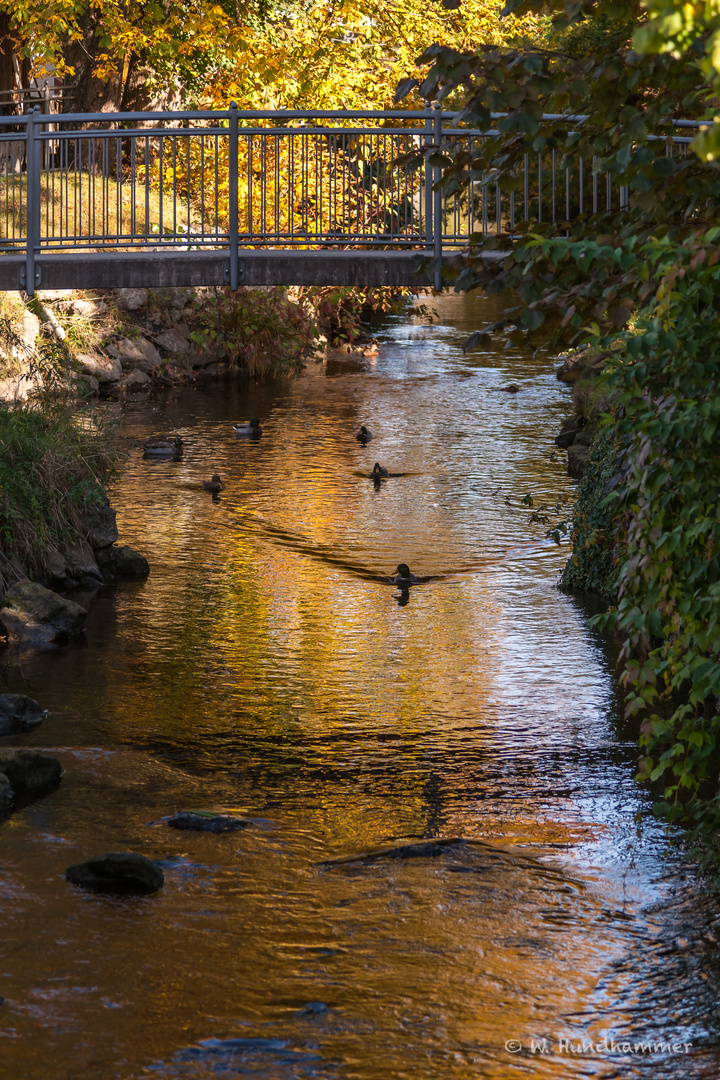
left=1, top=291, right=719, bottom=1080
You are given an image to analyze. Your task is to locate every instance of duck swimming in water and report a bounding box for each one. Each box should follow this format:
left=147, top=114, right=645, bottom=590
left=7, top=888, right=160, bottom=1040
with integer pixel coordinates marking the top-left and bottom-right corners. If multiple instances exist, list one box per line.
left=142, top=437, right=183, bottom=459
left=356, top=425, right=373, bottom=443
left=201, top=474, right=225, bottom=493
left=233, top=419, right=262, bottom=436
left=391, top=563, right=419, bottom=587
left=370, top=462, right=388, bottom=479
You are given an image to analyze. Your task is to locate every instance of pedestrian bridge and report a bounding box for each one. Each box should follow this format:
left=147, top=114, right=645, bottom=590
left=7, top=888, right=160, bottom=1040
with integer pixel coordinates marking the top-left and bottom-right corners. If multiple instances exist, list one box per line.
left=0, top=104, right=695, bottom=296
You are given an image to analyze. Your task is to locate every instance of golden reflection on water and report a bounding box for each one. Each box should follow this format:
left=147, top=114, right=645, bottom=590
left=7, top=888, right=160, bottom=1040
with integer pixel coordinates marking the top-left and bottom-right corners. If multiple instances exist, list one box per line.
left=1, top=292, right=718, bottom=1079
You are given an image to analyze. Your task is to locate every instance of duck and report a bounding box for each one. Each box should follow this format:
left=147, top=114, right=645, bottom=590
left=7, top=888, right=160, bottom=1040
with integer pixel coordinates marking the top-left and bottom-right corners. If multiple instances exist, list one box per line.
left=142, top=437, right=183, bottom=459
left=201, top=474, right=224, bottom=493
left=356, top=425, right=373, bottom=443
left=391, top=563, right=419, bottom=587
left=233, top=418, right=262, bottom=436
left=370, top=462, right=388, bottom=479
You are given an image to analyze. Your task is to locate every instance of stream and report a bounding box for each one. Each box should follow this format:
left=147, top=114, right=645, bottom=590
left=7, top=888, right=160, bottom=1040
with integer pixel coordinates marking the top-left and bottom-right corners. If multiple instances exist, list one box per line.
left=1, top=290, right=719, bottom=1079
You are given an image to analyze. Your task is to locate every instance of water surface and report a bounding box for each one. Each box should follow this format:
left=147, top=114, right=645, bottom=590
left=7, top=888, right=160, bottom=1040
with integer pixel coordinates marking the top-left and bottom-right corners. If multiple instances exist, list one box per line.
left=1, top=291, right=719, bottom=1079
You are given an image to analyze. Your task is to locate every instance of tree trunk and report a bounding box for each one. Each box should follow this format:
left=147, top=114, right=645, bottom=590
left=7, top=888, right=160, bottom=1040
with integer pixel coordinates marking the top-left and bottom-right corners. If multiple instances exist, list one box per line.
left=62, top=11, right=121, bottom=115
left=0, top=12, right=18, bottom=114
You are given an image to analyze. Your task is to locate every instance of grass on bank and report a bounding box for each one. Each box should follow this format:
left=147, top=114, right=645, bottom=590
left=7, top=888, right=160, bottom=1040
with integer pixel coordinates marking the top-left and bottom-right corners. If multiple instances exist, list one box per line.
left=0, top=394, right=118, bottom=589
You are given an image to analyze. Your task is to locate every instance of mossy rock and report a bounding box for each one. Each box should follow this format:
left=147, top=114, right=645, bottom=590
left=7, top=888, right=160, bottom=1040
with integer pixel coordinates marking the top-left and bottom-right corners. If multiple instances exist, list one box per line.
left=95, top=545, right=150, bottom=581
left=0, top=581, right=87, bottom=645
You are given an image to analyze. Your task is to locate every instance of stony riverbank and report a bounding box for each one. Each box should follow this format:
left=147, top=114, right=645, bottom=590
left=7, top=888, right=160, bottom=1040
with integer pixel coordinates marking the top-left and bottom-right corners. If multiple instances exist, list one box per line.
left=0, top=285, right=384, bottom=404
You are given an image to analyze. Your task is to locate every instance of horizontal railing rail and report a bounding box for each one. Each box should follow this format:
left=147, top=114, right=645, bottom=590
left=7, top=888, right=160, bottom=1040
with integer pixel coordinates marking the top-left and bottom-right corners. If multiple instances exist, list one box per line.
left=0, top=105, right=701, bottom=294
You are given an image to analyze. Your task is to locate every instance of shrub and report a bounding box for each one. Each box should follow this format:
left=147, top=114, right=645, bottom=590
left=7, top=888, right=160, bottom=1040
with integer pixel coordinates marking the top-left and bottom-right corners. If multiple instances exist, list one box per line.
left=190, top=287, right=319, bottom=377
left=0, top=400, right=117, bottom=587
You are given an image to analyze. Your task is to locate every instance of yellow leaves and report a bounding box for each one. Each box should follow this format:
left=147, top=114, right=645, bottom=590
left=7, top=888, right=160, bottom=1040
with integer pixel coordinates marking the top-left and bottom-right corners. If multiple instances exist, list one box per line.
left=200, top=0, right=541, bottom=112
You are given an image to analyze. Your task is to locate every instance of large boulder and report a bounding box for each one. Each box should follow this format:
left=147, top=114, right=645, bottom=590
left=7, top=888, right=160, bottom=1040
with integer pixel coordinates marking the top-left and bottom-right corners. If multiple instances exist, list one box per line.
left=555, top=416, right=582, bottom=449
left=114, top=288, right=148, bottom=311
left=574, top=427, right=597, bottom=447
left=0, top=694, right=47, bottom=736
left=67, top=298, right=106, bottom=318
left=80, top=506, right=118, bottom=550
left=66, top=852, right=164, bottom=894
left=109, top=336, right=162, bottom=373
left=76, top=352, right=122, bottom=385
left=156, top=327, right=190, bottom=355
left=0, top=370, right=44, bottom=402
left=64, top=540, right=103, bottom=584
left=0, top=581, right=87, bottom=645
left=0, top=748, right=62, bottom=791
left=36, top=289, right=73, bottom=303
left=113, top=368, right=151, bottom=393
left=15, top=308, right=41, bottom=359
left=95, top=545, right=150, bottom=582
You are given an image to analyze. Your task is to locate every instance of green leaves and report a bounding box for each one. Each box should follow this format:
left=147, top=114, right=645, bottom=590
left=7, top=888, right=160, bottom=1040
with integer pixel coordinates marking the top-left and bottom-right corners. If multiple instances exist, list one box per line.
left=407, top=2, right=720, bottom=859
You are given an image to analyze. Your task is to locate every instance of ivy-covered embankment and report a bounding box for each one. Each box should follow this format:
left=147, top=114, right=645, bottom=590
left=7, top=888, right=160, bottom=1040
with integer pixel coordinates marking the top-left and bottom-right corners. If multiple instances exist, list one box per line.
left=554, top=255, right=720, bottom=868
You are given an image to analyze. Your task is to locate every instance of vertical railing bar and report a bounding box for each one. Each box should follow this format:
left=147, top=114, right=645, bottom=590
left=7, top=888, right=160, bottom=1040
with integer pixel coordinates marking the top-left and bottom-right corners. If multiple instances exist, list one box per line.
left=159, top=133, right=164, bottom=241
left=375, top=130, right=380, bottom=241
left=433, top=102, right=442, bottom=289
left=290, top=131, right=294, bottom=240
left=187, top=126, right=193, bottom=243
left=50, top=129, right=56, bottom=242
left=74, top=137, right=80, bottom=245
left=115, top=135, right=120, bottom=243
left=537, top=152, right=542, bottom=224
left=172, top=135, right=177, bottom=239
left=248, top=131, right=254, bottom=241
left=228, top=102, right=239, bottom=289
left=260, top=131, right=266, bottom=241
left=91, top=134, right=96, bottom=240
left=24, top=108, right=40, bottom=294
left=214, top=133, right=219, bottom=238
left=130, top=136, right=136, bottom=239
left=424, top=103, right=432, bottom=253
left=316, top=129, right=321, bottom=242
left=274, top=131, right=279, bottom=240
left=200, top=130, right=205, bottom=241
left=144, top=134, right=150, bottom=239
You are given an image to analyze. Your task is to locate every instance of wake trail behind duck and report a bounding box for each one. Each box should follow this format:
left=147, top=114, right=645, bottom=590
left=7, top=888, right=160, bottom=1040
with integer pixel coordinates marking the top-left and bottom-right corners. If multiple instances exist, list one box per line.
left=224, top=511, right=560, bottom=585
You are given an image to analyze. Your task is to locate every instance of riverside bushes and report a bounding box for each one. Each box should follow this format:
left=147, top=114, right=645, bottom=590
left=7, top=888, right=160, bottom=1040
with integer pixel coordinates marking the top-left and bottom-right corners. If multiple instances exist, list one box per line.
left=189, top=287, right=320, bottom=376
left=0, top=400, right=116, bottom=588
left=581, top=234, right=720, bottom=865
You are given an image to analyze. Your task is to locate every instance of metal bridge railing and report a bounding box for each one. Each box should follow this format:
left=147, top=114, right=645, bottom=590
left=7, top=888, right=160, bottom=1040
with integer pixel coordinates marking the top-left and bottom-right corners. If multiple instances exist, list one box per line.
left=0, top=104, right=698, bottom=294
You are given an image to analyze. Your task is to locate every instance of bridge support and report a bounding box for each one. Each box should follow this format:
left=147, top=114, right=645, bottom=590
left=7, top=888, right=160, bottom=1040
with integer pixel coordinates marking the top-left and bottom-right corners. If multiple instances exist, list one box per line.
left=2, top=250, right=451, bottom=292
